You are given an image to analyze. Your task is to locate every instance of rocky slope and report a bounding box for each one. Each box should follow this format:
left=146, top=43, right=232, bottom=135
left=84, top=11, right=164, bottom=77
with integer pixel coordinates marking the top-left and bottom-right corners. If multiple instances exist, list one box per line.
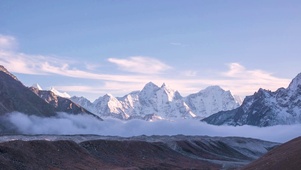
left=243, top=136, right=301, bottom=170
left=71, top=82, right=240, bottom=120
left=202, top=73, right=301, bottom=126
left=30, top=87, right=97, bottom=117
left=0, top=135, right=278, bottom=170
left=0, top=65, right=56, bottom=117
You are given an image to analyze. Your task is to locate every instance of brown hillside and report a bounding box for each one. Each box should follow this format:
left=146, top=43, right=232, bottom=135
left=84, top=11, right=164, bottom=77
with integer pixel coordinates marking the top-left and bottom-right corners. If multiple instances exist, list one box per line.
left=243, top=136, right=301, bottom=170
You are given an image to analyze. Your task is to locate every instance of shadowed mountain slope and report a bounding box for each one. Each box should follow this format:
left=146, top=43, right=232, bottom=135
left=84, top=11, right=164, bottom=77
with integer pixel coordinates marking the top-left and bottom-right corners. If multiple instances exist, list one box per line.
left=243, top=136, right=301, bottom=170
left=0, top=65, right=56, bottom=117
left=30, top=87, right=100, bottom=119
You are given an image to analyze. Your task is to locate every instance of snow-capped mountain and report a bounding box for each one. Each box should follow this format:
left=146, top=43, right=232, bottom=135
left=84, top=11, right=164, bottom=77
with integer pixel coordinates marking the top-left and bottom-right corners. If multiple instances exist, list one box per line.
left=135, top=82, right=195, bottom=119
left=70, top=96, right=95, bottom=113
left=93, top=94, right=129, bottom=119
left=50, top=87, right=71, bottom=98
left=30, top=84, right=71, bottom=98
left=185, top=86, right=240, bottom=118
left=202, top=73, right=301, bottom=127
left=71, top=82, right=240, bottom=120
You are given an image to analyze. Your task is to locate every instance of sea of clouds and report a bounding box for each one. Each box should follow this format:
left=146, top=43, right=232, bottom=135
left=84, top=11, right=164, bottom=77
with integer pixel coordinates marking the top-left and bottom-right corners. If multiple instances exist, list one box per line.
left=4, top=112, right=301, bottom=143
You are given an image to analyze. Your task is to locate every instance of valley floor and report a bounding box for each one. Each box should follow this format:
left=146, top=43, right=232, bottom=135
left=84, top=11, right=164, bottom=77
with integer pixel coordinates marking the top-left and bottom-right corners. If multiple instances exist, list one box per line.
left=0, top=135, right=278, bottom=170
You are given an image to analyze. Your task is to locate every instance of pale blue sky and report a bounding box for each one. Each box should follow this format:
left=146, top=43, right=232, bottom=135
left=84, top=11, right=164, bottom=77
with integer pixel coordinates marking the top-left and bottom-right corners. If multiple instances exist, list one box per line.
left=0, top=0, right=300, bottom=101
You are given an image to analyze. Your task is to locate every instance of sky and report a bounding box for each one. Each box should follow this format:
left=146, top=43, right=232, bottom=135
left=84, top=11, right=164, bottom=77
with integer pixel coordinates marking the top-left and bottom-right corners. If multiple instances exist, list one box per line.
left=0, top=0, right=301, bottom=101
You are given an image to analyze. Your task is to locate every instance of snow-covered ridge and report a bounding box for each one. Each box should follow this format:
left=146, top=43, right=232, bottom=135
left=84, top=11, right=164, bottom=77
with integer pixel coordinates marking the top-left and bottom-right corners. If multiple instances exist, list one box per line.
left=287, top=73, right=301, bottom=91
left=50, top=87, right=71, bottom=98
left=71, top=82, right=240, bottom=121
left=30, top=84, right=71, bottom=98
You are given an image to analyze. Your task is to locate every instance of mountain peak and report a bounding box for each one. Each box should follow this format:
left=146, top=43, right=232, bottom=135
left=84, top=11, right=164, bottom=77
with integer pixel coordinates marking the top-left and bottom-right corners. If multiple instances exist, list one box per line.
left=31, top=83, right=43, bottom=91
left=161, top=83, right=167, bottom=88
left=50, top=87, right=71, bottom=98
left=288, top=72, right=301, bottom=91
left=0, top=65, right=18, bottom=80
left=144, top=81, right=159, bottom=88
left=201, top=85, right=223, bottom=92
left=103, top=93, right=114, bottom=98
left=141, top=82, right=160, bottom=92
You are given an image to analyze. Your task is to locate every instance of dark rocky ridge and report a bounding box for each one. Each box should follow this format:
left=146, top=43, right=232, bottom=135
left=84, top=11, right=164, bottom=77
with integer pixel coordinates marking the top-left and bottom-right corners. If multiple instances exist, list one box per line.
left=0, top=135, right=278, bottom=170
left=0, top=65, right=102, bottom=134
left=0, top=65, right=56, bottom=117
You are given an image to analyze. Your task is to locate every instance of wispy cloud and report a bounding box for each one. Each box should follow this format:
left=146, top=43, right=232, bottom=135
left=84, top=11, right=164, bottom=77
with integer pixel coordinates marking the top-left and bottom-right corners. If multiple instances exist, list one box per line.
left=181, top=70, right=198, bottom=77
left=0, top=51, right=152, bottom=83
left=108, top=56, right=172, bottom=74
left=0, top=35, right=292, bottom=100
left=0, top=34, right=17, bottom=50
left=85, top=63, right=101, bottom=71
left=170, top=42, right=189, bottom=47
left=220, top=63, right=290, bottom=95
left=0, top=49, right=290, bottom=99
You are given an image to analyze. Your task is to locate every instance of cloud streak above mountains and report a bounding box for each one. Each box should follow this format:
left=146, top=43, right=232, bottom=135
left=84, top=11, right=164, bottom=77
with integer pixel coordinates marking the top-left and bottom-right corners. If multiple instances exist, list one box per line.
left=0, top=35, right=17, bottom=50
left=0, top=34, right=291, bottom=99
left=108, top=56, right=172, bottom=74
left=6, top=112, right=301, bottom=143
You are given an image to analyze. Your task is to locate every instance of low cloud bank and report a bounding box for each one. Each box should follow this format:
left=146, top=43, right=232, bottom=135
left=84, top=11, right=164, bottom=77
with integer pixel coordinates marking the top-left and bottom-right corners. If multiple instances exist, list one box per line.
left=5, top=112, right=301, bottom=143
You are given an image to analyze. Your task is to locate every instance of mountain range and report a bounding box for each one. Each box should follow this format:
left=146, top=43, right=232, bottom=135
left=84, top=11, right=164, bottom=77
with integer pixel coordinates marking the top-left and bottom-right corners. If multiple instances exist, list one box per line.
left=202, top=73, right=301, bottom=126
left=70, top=82, right=241, bottom=120
left=1, top=64, right=301, bottom=127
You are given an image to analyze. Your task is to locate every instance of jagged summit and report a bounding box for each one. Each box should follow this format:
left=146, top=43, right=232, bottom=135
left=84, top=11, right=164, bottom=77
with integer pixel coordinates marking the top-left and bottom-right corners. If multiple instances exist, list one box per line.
left=0, top=65, right=18, bottom=80
left=104, top=93, right=114, bottom=98
left=142, top=82, right=160, bottom=90
left=139, top=82, right=160, bottom=99
left=31, top=83, right=43, bottom=91
left=288, top=72, right=301, bottom=91
left=50, top=87, right=71, bottom=98
left=161, top=83, right=167, bottom=88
